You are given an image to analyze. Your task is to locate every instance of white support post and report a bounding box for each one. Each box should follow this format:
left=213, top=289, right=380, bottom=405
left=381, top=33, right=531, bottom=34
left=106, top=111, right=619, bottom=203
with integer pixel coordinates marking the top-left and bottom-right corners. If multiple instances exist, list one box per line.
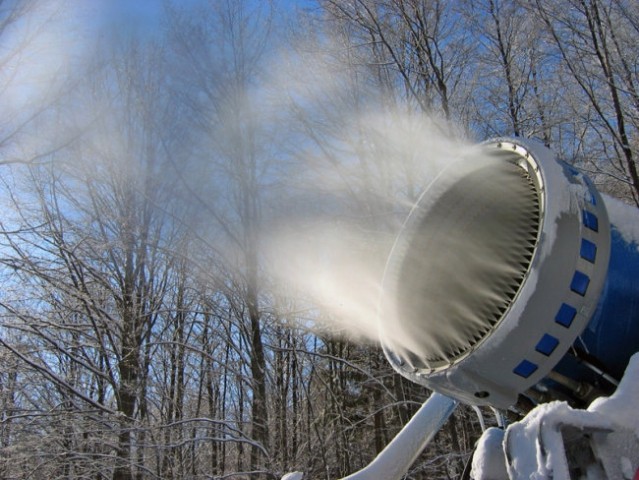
left=339, top=392, right=458, bottom=480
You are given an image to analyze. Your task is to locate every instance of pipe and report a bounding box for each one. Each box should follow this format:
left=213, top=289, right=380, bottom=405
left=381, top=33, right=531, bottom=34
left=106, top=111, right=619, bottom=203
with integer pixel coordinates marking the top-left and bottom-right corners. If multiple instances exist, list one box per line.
left=472, top=405, right=486, bottom=432
left=340, top=393, right=458, bottom=480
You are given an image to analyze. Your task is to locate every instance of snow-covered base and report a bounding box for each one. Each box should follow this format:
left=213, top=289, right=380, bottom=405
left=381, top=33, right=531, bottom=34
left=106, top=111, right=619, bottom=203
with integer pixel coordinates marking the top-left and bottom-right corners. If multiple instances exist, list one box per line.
left=472, top=353, right=639, bottom=480
left=471, top=427, right=507, bottom=479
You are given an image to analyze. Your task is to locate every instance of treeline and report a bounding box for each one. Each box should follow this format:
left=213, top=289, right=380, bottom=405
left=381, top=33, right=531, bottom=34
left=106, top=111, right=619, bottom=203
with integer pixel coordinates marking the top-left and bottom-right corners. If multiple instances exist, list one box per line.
left=0, top=1, right=637, bottom=479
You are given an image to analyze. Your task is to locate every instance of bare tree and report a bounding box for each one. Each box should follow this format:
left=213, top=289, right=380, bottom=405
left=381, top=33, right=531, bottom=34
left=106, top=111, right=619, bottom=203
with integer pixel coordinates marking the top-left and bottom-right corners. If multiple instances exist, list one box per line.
left=320, top=0, right=474, bottom=129
left=0, top=33, right=192, bottom=479
left=166, top=2, right=282, bottom=476
left=531, top=0, right=639, bottom=203
left=0, top=1, right=91, bottom=167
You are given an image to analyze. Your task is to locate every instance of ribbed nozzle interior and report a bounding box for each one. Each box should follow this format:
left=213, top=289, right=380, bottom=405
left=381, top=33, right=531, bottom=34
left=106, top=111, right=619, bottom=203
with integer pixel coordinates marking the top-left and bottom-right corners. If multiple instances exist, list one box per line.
left=389, top=154, right=541, bottom=370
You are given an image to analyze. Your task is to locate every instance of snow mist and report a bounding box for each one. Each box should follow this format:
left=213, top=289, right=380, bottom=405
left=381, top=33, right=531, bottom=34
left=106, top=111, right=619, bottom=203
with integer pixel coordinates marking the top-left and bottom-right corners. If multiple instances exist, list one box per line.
left=260, top=39, right=483, bottom=346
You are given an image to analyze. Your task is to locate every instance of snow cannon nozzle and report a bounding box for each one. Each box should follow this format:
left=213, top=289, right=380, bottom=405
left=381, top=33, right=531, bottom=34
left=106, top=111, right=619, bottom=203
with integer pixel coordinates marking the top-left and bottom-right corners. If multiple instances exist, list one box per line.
left=381, top=138, right=639, bottom=410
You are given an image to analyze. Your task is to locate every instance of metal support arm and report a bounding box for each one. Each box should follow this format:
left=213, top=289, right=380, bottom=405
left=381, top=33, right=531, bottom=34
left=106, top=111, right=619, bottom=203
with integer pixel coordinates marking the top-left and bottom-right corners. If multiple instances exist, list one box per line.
left=340, top=392, right=458, bottom=480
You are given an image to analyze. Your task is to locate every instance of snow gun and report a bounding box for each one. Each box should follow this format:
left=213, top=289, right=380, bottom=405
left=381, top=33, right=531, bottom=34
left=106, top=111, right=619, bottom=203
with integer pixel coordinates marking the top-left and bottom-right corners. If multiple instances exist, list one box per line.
left=381, top=137, right=639, bottom=410
left=327, top=138, right=639, bottom=480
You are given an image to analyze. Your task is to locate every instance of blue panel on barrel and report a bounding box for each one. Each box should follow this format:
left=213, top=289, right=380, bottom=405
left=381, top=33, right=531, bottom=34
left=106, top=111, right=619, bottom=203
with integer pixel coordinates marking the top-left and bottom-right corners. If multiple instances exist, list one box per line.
left=514, top=360, right=538, bottom=378
left=583, top=210, right=599, bottom=232
left=571, top=271, right=590, bottom=296
left=555, top=303, right=577, bottom=328
left=580, top=238, right=597, bottom=263
left=536, top=334, right=559, bottom=356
